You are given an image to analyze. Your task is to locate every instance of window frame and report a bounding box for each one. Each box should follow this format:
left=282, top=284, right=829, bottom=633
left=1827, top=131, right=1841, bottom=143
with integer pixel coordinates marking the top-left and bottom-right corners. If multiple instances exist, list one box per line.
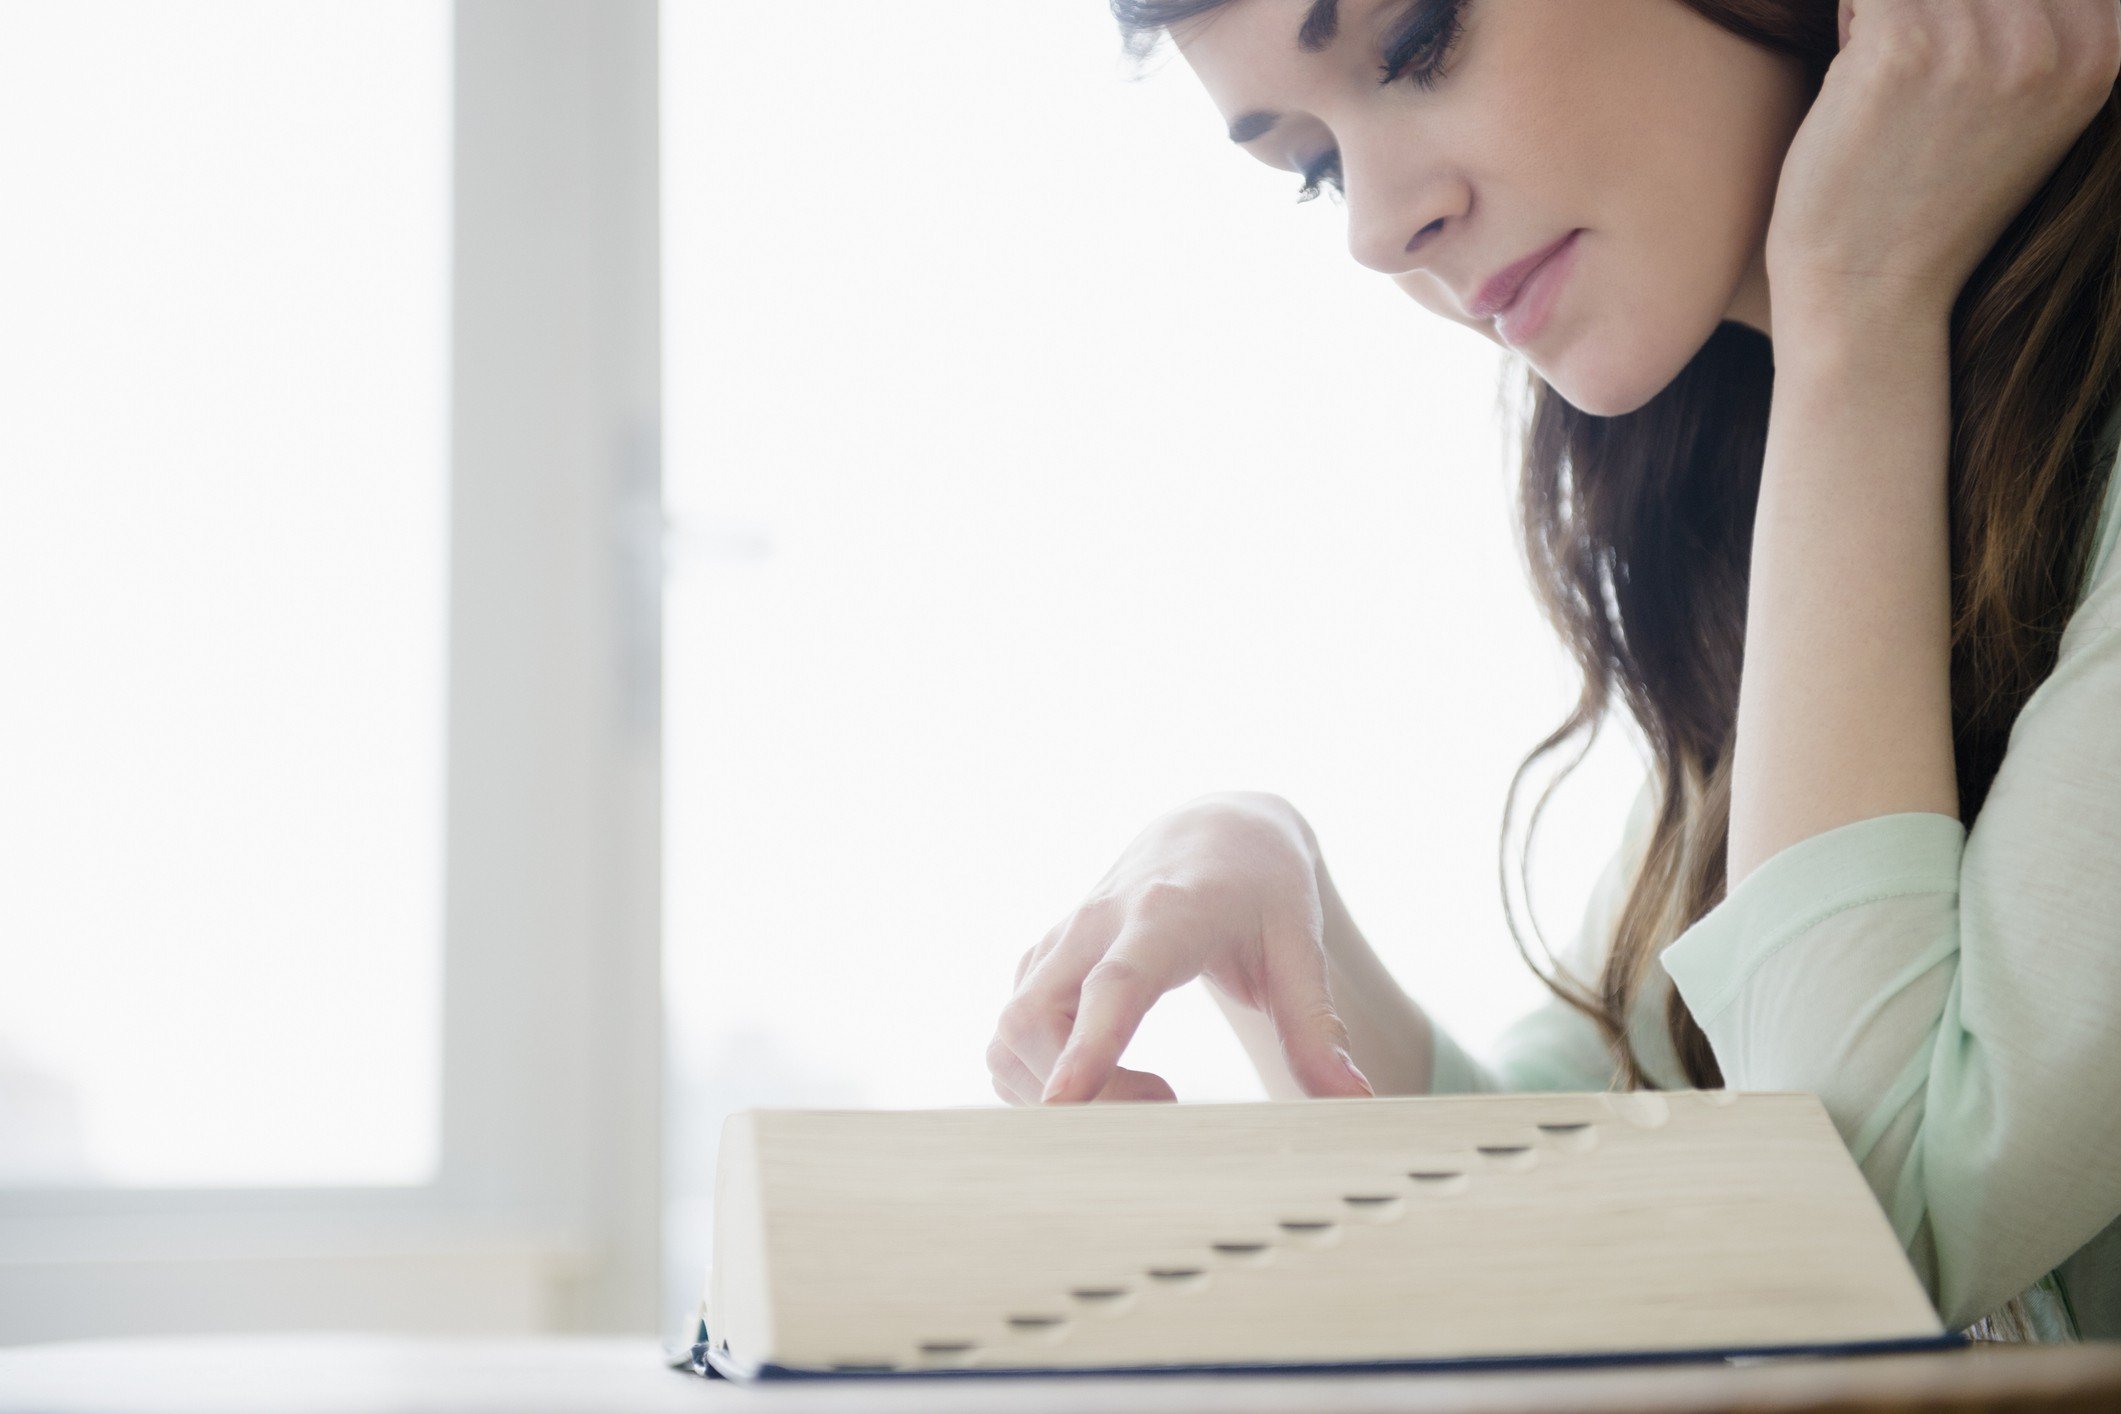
left=0, top=0, right=664, bottom=1342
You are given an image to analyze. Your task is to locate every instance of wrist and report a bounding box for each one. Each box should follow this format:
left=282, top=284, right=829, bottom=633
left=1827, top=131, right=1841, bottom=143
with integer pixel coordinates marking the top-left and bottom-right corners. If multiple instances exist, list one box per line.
left=1756, top=320, right=1951, bottom=508
left=1196, top=789, right=1320, bottom=867
left=1766, top=270, right=1953, bottom=362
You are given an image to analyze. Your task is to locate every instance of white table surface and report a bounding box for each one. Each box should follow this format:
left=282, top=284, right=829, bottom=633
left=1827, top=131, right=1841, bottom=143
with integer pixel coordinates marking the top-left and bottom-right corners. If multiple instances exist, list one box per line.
left=4, top=1334, right=2121, bottom=1413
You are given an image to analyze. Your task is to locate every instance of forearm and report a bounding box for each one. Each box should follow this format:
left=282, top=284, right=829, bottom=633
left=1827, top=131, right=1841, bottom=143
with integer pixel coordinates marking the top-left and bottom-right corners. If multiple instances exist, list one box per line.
left=1205, top=796, right=1436, bottom=1097
left=1729, top=303, right=1959, bottom=887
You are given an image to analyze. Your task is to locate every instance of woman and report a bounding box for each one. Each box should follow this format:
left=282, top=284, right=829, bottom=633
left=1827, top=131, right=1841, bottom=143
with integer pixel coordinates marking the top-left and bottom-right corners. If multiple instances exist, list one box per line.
left=987, top=0, right=2121, bottom=1343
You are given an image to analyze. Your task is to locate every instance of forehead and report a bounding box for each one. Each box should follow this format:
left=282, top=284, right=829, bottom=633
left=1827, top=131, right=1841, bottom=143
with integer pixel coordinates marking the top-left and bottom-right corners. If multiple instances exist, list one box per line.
left=1164, top=0, right=1347, bottom=90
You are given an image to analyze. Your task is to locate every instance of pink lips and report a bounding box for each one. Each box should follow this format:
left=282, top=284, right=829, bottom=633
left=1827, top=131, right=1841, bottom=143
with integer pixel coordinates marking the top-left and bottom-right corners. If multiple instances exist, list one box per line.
left=1493, top=230, right=1582, bottom=346
left=1468, top=230, right=1582, bottom=321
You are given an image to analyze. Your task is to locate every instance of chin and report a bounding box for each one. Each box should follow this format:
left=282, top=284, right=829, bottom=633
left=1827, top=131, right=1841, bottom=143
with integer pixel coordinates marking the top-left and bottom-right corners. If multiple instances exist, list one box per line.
left=1536, top=361, right=1669, bottom=419
left=1532, top=319, right=1706, bottom=419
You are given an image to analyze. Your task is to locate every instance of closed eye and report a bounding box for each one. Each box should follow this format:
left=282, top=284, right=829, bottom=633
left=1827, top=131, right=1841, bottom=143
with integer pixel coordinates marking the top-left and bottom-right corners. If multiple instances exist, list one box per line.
left=1295, top=0, right=1469, bottom=204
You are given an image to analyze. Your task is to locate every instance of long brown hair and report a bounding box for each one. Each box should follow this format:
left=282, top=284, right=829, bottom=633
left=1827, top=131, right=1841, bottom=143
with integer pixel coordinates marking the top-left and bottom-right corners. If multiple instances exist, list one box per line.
left=1110, top=0, right=2121, bottom=1339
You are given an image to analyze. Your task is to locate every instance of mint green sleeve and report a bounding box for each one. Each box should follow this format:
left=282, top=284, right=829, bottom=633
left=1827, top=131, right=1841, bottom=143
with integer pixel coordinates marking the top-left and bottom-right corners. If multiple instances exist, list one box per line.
left=1656, top=494, right=2121, bottom=1333
left=1425, top=1017, right=1506, bottom=1094
left=1428, top=768, right=1665, bottom=1096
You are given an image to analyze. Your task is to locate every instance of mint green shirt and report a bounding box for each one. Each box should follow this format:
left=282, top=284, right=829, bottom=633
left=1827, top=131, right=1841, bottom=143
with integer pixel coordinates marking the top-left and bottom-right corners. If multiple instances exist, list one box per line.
left=1427, top=398, right=2121, bottom=1341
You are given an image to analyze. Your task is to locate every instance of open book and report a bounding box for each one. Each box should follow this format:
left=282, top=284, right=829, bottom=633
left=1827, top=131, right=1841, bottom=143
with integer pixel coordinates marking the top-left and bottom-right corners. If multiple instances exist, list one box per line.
left=690, top=1089, right=1963, bottom=1381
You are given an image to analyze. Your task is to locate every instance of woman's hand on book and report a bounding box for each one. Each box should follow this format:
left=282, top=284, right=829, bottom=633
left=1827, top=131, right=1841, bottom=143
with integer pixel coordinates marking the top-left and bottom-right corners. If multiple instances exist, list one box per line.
left=987, top=791, right=1377, bottom=1107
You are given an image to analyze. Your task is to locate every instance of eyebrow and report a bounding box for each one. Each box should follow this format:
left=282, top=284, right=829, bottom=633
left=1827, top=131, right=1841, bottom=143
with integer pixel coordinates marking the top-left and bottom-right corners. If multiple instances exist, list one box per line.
left=1226, top=0, right=1341, bottom=145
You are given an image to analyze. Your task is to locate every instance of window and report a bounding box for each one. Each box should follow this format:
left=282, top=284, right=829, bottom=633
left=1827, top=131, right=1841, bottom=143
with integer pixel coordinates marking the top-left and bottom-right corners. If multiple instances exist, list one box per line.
left=658, top=0, right=1642, bottom=1340
left=1, top=1, right=1641, bottom=1347
left=0, top=0, right=448, bottom=1194
left=0, top=0, right=662, bottom=1343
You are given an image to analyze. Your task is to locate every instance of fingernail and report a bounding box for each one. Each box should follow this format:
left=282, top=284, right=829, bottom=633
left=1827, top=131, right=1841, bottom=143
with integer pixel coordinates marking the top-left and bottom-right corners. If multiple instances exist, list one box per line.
left=1341, top=1051, right=1374, bottom=1096
left=1042, top=1062, right=1072, bottom=1103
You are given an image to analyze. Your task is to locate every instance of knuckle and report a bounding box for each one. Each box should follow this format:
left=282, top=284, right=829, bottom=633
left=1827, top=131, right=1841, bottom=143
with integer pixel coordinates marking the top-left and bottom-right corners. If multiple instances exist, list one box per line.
left=1057, top=897, right=1120, bottom=947
left=2079, top=30, right=2121, bottom=91
left=1873, top=28, right=1935, bottom=81
left=2022, top=32, right=2062, bottom=82
left=1937, top=49, right=1977, bottom=90
left=1130, top=877, right=1201, bottom=921
left=1996, top=60, right=2042, bottom=97
left=1083, top=953, right=1150, bottom=998
left=1077, top=890, right=1128, bottom=932
left=1074, top=892, right=1123, bottom=924
left=1999, top=31, right=2060, bottom=92
left=994, top=995, right=1046, bottom=1044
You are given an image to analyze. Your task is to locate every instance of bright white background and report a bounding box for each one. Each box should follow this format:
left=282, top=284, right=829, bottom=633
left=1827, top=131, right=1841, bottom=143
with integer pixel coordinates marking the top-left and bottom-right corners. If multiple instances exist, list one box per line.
left=0, top=0, right=1651, bottom=1341
left=658, top=0, right=1645, bottom=1329
left=0, top=0, right=448, bottom=1190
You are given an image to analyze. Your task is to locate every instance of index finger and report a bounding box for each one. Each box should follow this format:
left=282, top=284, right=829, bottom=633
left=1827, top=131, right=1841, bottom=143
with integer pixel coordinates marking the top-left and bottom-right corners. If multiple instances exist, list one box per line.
left=1040, top=927, right=1177, bottom=1103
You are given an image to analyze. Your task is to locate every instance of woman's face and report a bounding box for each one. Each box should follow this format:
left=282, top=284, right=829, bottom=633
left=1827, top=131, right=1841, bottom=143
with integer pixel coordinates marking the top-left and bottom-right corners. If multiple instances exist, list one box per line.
left=1166, top=0, right=1813, bottom=416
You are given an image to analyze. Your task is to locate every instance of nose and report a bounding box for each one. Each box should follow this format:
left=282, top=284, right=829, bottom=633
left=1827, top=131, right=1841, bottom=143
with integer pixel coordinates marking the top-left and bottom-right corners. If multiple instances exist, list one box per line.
left=1349, top=196, right=1453, bottom=277
left=1341, top=144, right=1462, bottom=278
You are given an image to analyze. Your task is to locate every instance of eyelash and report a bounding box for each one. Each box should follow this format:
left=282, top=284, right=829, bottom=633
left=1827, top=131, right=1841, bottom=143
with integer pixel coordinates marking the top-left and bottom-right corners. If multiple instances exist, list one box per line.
left=1297, top=0, right=1467, bottom=204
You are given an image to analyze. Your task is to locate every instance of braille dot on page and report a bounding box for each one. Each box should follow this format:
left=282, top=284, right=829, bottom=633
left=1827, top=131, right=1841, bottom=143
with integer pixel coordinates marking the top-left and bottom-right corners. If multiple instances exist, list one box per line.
left=1341, top=1193, right=1407, bottom=1222
left=1068, top=1286, right=1136, bottom=1316
left=1407, top=1168, right=1470, bottom=1194
left=1277, top=1218, right=1343, bottom=1248
left=1145, top=1266, right=1209, bottom=1292
left=1069, top=1286, right=1130, bottom=1303
left=1002, top=1315, right=1071, bottom=1348
left=1476, top=1143, right=1540, bottom=1172
left=1537, top=1120, right=1600, bottom=1153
